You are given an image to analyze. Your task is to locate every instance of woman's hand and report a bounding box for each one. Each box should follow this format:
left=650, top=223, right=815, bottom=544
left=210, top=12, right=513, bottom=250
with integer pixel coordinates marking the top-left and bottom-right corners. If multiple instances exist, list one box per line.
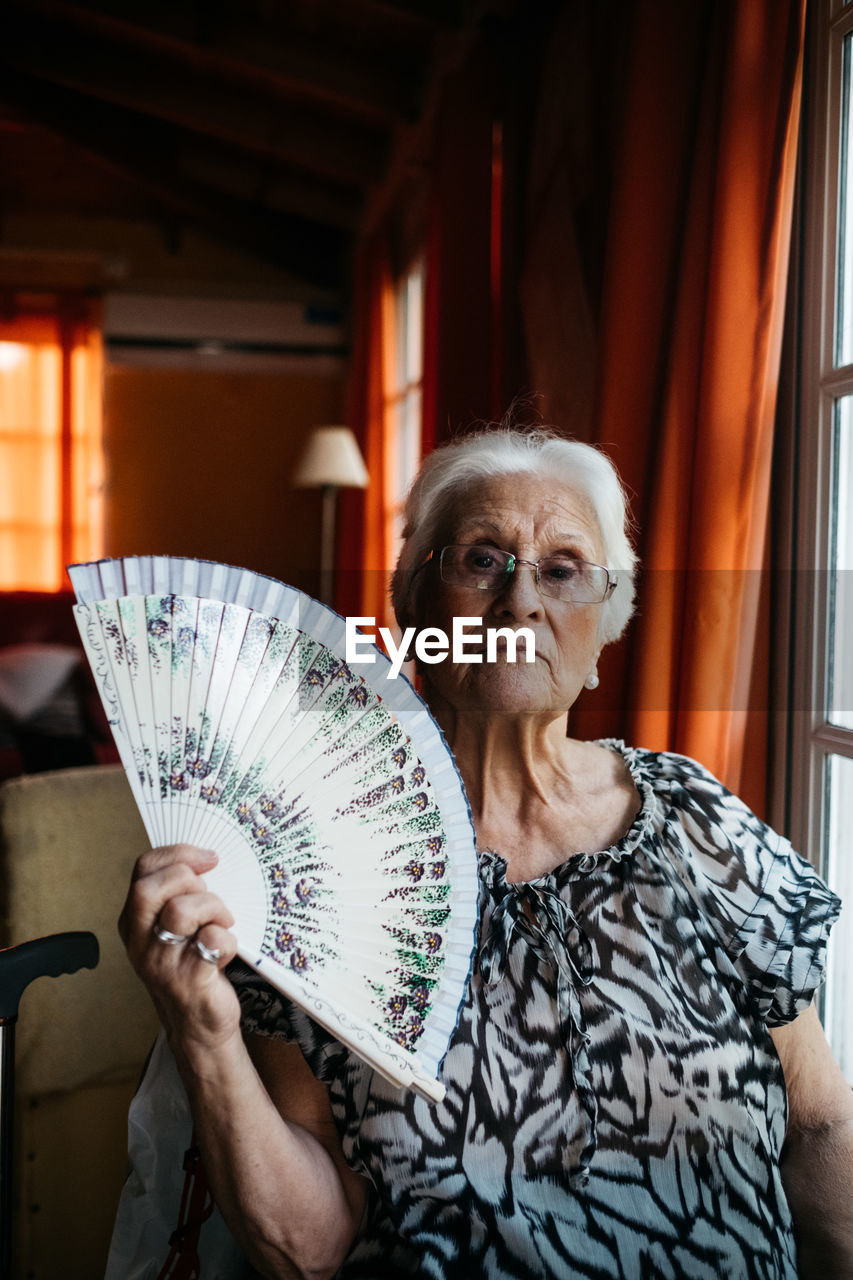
left=120, top=845, right=367, bottom=1280
left=118, top=844, right=241, bottom=1052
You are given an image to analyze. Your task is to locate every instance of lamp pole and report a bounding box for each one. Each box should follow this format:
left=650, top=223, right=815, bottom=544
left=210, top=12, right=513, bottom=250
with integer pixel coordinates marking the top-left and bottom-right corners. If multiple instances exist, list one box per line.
left=319, top=483, right=337, bottom=606
left=291, top=426, right=369, bottom=609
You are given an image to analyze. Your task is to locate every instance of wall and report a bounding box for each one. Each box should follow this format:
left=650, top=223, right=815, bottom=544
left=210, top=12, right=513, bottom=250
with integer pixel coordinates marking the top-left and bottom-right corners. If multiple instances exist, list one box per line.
left=103, top=364, right=346, bottom=595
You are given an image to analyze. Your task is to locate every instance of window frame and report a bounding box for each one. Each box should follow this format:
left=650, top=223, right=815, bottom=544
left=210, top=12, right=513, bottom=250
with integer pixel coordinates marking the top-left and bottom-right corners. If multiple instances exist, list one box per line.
left=788, top=0, right=853, bottom=1063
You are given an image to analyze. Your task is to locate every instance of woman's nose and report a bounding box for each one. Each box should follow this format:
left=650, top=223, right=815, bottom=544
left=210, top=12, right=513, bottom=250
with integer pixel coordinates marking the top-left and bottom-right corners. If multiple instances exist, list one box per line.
left=493, top=563, right=544, bottom=619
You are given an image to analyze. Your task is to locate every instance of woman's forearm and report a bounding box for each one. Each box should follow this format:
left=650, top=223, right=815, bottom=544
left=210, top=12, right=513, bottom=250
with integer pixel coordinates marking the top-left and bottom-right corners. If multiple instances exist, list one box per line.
left=780, top=1118, right=853, bottom=1280
left=171, top=1030, right=362, bottom=1280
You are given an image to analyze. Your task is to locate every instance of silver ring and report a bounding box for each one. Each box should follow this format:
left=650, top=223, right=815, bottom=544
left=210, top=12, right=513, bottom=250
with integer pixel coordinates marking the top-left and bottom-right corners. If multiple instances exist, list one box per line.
left=195, top=938, right=221, bottom=965
left=153, top=924, right=188, bottom=946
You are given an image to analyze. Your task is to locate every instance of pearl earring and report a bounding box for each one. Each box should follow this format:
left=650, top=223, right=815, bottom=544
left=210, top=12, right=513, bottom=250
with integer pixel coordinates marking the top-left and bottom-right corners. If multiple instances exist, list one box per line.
left=584, top=669, right=599, bottom=691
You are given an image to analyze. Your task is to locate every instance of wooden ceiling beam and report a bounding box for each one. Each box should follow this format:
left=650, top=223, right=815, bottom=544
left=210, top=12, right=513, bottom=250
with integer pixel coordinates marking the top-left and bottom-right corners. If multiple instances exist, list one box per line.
left=0, top=71, right=351, bottom=290
left=3, top=6, right=390, bottom=189
left=5, top=0, right=422, bottom=128
left=355, top=0, right=465, bottom=26
left=181, top=145, right=364, bottom=232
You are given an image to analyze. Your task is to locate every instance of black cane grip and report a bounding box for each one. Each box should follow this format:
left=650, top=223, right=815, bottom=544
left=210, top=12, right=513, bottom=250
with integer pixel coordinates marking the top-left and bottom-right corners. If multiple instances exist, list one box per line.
left=0, top=932, right=99, bottom=1020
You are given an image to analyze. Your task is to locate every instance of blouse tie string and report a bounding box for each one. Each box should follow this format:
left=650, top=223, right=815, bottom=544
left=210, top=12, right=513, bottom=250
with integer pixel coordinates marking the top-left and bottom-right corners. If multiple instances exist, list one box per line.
left=478, top=883, right=598, bottom=1185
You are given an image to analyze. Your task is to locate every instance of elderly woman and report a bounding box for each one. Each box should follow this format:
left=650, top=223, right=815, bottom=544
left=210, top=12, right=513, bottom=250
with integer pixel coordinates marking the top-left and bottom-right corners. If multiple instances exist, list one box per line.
left=119, top=428, right=852, bottom=1280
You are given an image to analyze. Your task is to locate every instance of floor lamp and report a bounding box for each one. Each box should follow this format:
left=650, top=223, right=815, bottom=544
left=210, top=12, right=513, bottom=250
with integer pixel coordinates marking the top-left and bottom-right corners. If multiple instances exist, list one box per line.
left=292, top=425, right=369, bottom=605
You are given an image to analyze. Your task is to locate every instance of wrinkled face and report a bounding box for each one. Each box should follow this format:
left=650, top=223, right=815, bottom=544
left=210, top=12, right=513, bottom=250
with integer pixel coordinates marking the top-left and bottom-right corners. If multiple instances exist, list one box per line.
left=415, top=473, right=607, bottom=720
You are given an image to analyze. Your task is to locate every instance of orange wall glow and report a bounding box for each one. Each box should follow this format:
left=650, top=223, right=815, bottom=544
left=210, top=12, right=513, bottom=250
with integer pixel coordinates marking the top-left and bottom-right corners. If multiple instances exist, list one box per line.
left=102, top=365, right=346, bottom=594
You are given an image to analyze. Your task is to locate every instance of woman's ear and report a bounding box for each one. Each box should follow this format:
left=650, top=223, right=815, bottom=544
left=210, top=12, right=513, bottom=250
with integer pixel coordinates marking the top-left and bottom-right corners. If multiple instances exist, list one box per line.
left=393, top=559, right=430, bottom=638
left=393, top=600, right=416, bottom=637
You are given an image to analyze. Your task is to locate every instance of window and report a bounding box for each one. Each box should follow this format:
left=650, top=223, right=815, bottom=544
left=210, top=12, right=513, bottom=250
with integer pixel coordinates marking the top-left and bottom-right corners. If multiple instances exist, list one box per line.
left=792, top=0, right=853, bottom=1077
left=0, top=306, right=103, bottom=590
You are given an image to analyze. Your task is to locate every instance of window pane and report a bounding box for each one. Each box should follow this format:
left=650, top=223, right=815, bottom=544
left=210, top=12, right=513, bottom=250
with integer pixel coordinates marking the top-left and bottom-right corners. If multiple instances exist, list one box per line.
left=830, top=398, right=853, bottom=727
left=837, top=33, right=853, bottom=364
left=405, top=264, right=424, bottom=381
left=0, top=327, right=102, bottom=589
left=824, top=754, right=853, bottom=1080
left=0, top=344, right=62, bottom=589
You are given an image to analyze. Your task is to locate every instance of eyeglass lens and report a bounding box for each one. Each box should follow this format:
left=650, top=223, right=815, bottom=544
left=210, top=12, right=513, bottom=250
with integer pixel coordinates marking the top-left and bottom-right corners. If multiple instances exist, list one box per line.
left=439, top=545, right=610, bottom=602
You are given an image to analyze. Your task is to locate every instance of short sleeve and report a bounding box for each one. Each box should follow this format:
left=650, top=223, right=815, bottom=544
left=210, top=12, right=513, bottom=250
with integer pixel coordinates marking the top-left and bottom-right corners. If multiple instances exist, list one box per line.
left=227, top=960, right=350, bottom=1082
left=661, top=755, right=842, bottom=1027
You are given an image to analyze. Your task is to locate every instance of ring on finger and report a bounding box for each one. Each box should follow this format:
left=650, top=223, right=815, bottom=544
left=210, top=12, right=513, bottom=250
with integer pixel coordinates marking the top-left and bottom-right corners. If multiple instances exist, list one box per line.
left=153, top=923, right=188, bottom=946
left=195, top=938, right=221, bottom=965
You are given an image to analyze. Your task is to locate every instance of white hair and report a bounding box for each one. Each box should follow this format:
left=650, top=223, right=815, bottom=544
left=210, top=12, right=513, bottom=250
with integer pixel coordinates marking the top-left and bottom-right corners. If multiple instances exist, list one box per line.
left=391, top=427, right=638, bottom=646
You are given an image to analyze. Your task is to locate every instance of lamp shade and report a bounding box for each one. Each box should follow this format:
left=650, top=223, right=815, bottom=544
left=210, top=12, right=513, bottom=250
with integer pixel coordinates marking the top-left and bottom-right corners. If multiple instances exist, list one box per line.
left=292, top=425, right=369, bottom=489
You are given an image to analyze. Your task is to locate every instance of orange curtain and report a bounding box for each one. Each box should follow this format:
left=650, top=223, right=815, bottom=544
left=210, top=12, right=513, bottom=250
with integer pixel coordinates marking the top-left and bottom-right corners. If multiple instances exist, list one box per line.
left=0, top=302, right=103, bottom=591
left=336, top=234, right=393, bottom=624
left=558, top=0, right=805, bottom=815
left=346, top=1, right=804, bottom=817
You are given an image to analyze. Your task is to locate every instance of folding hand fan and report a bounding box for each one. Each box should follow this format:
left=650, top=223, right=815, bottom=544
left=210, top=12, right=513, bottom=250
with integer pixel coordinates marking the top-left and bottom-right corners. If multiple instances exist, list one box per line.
left=69, top=555, right=479, bottom=1103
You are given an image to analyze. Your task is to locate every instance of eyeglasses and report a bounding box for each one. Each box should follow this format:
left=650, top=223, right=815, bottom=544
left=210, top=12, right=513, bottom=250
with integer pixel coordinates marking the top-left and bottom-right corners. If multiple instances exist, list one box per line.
left=432, top=544, right=617, bottom=603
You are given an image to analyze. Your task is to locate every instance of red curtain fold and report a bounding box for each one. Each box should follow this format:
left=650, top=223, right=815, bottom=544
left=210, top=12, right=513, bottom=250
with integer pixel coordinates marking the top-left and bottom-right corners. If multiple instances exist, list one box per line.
left=421, top=42, right=502, bottom=448
left=563, top=0, right=806, bottom=816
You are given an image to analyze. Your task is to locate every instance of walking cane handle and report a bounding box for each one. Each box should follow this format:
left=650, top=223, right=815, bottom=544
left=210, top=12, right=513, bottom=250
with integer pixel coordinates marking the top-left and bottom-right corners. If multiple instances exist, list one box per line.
left=0, top=932, right=99, bottom=1022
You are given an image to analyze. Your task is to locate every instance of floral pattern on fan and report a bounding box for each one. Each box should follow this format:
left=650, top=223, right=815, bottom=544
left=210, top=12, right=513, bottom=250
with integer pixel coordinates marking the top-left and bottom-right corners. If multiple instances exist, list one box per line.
left=237, top=722, right=453, bottom=1050
left=144, top=600, right=457, bottom=1051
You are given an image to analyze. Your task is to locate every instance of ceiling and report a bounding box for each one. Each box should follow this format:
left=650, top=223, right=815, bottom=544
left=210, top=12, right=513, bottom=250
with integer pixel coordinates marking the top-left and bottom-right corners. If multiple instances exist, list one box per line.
left=0, top=0, right=508, bottom=294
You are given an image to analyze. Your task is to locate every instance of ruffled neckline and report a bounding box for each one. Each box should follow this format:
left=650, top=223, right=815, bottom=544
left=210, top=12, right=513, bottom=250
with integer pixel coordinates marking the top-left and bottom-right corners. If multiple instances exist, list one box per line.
left=477, top=739, right=659, bottom=888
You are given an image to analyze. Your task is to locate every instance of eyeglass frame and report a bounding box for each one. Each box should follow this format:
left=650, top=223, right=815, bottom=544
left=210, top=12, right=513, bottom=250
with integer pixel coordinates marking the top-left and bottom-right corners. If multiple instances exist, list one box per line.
left=411, top=544, right=617, bottom=604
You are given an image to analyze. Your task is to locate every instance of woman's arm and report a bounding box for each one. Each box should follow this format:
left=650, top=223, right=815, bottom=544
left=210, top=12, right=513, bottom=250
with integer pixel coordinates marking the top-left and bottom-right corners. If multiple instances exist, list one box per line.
left=770, top=1004, right=853, bottom=1279
left=174, top=1027, right=367, bottom=1280
left=119, top=844, right=368, bottom=1280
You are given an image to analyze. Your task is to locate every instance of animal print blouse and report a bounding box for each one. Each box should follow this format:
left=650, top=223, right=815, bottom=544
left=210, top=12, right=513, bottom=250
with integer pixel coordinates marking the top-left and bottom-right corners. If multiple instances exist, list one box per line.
left=234, top=744, right=842, bottom=1280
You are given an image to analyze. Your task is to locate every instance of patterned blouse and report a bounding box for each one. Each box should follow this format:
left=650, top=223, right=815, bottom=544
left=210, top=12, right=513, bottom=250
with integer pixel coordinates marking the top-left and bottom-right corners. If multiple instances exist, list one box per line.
left=234, top=744, right=842, bottom=1280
